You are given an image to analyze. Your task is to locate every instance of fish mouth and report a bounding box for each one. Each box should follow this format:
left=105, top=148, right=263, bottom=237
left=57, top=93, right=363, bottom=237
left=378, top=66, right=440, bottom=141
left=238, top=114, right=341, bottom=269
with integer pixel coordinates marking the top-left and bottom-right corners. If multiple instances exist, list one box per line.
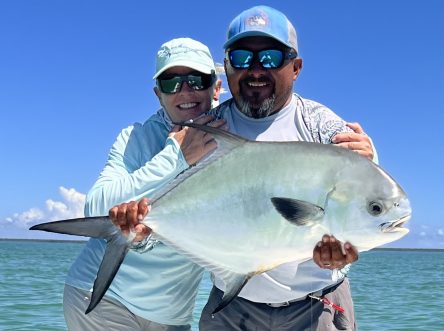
left=379, top=215, right=411, bottom=233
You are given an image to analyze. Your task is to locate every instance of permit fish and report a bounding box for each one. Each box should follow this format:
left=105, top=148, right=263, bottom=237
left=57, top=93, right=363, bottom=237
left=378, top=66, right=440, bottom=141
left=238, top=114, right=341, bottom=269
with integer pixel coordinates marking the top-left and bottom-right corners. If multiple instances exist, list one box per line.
left=30, top=123, right=411, bottom=314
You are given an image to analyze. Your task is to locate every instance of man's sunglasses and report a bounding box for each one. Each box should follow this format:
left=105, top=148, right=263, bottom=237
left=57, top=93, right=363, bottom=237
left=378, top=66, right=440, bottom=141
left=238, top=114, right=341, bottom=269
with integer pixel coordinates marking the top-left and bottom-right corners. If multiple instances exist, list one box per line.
left=157, top=72, right=216, bottom=94
left=227, top=49, right=298, bottom=69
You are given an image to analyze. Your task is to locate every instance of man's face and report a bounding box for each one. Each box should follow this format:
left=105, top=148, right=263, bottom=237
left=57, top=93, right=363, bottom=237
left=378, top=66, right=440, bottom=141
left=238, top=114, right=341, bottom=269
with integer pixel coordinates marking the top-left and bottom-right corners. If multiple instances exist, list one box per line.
left=154, top=66, right=216, bottom=123
left=224, top=36, right=302, bottom=118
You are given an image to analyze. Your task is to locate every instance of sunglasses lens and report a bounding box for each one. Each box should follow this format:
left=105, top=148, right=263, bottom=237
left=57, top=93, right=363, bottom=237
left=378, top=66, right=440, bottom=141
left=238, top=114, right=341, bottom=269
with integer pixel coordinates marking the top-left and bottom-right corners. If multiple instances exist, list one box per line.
left=158, top=77, right=182, bottom=94
left=186, top=75, right=205, bottom=90
left=258, top=49, right=284, bottom=68
left=229, top=50, right=254, bottom=69
left=229, top=49, right=286, bottom=69
left=158, top=74, right=214, bottom=94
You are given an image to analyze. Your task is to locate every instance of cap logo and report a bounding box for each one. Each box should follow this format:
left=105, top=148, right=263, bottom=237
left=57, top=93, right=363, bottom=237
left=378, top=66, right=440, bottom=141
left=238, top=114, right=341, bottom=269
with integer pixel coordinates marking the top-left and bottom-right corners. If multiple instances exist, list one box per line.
left=246, top=14, right=268, bottom=28
left=158, top=46, right=198, bottom=59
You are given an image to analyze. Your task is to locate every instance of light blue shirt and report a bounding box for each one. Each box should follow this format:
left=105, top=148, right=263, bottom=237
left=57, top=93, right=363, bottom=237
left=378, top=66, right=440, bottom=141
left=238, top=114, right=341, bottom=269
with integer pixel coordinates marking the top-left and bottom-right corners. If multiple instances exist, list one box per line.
left=65, top=108, right=204, bottom=325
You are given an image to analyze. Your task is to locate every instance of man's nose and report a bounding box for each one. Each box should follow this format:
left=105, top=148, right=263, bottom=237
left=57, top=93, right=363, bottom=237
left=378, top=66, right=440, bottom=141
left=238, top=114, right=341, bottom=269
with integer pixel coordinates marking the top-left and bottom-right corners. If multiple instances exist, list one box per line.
left=248, top=56, right=267, bottom=74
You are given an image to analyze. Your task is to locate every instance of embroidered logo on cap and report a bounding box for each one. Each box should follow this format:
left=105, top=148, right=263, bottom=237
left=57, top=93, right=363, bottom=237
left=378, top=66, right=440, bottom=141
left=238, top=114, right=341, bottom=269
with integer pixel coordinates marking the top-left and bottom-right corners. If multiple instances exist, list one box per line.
left=246, top=12, right=268, bottom=28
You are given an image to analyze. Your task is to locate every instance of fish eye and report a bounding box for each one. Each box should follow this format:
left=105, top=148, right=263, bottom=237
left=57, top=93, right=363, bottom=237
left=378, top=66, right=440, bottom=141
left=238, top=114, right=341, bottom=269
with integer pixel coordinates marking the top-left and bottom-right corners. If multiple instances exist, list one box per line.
left=368, top=201, right=384, bottom=216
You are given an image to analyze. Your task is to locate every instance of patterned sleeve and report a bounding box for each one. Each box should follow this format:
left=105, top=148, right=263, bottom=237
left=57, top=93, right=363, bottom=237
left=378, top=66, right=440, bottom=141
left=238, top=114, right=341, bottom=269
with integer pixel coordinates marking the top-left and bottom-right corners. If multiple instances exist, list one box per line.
left=300, top=98, right=352, bottom=144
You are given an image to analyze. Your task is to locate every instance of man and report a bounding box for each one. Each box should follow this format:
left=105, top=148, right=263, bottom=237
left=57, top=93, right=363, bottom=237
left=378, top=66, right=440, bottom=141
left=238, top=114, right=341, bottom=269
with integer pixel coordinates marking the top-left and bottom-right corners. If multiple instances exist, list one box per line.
left=196, top=5, right=375, bottom=330
left=63, top=37, right=224, bottom=330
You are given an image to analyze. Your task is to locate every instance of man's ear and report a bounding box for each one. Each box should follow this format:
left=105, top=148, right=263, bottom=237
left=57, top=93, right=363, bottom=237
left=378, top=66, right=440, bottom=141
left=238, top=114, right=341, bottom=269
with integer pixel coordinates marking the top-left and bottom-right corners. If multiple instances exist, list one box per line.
left=293, top=58, right=303, bottom=81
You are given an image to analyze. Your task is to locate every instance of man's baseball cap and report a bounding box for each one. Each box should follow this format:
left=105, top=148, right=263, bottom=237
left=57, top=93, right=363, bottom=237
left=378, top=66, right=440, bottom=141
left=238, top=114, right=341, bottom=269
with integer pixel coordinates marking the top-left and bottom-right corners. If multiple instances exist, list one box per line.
left=153, top=38, right=216, bottom=79
left=223, top=6, right=298, bottom=53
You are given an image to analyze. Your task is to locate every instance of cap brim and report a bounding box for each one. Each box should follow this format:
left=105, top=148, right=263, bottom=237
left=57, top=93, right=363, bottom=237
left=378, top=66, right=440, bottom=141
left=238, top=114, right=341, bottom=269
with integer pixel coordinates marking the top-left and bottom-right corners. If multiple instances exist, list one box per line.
left=153, top=61, right=214, bottom=79
left=223, top=31, right=294, bottom=50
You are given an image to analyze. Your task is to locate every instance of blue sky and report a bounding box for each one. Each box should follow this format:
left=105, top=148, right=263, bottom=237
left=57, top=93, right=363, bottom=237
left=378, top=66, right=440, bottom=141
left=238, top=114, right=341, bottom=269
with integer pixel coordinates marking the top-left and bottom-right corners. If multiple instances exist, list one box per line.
left=0, top=0, right=443, bottom=248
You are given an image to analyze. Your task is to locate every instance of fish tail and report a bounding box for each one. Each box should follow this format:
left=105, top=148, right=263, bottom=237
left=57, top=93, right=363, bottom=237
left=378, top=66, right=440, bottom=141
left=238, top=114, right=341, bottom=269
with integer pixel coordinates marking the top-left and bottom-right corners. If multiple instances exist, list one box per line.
left=30, top=217, right=130, bottom=314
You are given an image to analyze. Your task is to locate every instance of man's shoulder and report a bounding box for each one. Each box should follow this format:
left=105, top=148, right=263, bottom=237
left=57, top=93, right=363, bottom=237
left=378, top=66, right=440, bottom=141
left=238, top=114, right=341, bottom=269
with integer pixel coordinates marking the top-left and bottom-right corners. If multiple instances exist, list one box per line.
left=295, top=94, right=333, bottom=115
left=295, top=94, right=348, bottom=143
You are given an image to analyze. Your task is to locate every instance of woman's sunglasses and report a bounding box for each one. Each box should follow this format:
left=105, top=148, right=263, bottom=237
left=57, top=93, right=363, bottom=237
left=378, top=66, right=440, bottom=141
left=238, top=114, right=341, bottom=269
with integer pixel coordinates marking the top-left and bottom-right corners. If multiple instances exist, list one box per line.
left=157, top=72, right=216, bottom=94
left=228, top=49, right=298, bottom=69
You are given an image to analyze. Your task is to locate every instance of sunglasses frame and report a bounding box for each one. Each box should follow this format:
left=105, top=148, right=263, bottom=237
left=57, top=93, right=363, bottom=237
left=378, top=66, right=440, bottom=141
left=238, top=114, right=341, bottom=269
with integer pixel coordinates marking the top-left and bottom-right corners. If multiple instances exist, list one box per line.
left=157, top=71, right=216, bottom=94
left=227, top=48, right=298, bottom=70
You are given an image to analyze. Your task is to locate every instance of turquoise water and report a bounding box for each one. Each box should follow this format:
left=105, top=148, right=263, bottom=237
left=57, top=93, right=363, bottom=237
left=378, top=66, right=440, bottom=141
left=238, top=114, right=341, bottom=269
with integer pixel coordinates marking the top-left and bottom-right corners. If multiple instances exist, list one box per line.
left=1, top=240, right=443, bottom=330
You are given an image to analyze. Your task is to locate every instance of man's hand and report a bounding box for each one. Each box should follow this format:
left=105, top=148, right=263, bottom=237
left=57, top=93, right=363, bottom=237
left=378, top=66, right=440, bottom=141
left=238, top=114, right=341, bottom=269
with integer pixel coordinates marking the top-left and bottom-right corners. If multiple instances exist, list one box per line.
left=169, top=114, right=226, bottom=166
left=109, top=198, right=152, bottom=241
left=313, top=235, right=358, bottom=270
left=332, top=122, right=374, bottom=160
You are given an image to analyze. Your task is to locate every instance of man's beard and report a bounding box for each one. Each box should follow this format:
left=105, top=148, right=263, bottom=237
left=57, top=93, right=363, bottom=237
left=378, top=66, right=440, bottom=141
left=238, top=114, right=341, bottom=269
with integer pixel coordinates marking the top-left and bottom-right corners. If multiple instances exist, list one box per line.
left=238, top=94, right=276, bottom=119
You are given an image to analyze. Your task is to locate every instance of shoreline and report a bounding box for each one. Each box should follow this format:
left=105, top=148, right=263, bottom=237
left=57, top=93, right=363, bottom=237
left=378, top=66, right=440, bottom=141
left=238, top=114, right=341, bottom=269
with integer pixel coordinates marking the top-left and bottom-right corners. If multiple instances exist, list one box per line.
left=1, top=238, right=443, bottom=251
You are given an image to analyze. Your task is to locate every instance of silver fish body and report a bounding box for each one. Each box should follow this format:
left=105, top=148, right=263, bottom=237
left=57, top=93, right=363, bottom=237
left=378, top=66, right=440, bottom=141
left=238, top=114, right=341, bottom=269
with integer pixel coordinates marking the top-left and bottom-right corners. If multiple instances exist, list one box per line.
left=30, top=123, right=411, bottom=313
left=147, top=129, right=410, bottom=291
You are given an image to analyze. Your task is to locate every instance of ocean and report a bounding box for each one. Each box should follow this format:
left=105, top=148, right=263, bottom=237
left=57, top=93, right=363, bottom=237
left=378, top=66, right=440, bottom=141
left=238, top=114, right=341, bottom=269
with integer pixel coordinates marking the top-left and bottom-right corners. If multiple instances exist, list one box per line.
left=1, top=239, right=443, bottom=331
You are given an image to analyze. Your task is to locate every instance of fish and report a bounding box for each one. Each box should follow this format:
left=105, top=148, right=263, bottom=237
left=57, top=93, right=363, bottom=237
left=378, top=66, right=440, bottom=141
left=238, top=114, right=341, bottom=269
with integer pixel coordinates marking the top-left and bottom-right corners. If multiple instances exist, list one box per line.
left=30, top=122, right=411, bottom=314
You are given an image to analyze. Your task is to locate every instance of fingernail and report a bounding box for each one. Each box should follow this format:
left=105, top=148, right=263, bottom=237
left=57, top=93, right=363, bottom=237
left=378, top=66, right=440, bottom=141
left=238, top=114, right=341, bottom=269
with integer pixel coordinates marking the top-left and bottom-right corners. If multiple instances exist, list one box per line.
left=138, top=214, right=143, bottom=221
left=317, top=241, right=322, bottom=247
left=344, top=243, right=351, bottom=250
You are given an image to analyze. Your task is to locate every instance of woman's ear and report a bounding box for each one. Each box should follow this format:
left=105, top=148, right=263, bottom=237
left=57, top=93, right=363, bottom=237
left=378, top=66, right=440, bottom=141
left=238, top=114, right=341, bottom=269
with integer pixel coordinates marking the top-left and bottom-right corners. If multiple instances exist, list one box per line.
left=213, top=79, right=222, bottom=103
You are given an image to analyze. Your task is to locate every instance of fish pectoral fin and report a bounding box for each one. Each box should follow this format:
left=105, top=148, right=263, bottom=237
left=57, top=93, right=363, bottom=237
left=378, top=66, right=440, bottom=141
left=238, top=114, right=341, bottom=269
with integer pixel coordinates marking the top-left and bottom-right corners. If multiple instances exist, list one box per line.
left=86, top=233, right=130, bottom=314
left=212, top=272, right=253, bottom=314
left=29, top=216, right=119, bottom=239
left=271, top=197, right=324, bottom=226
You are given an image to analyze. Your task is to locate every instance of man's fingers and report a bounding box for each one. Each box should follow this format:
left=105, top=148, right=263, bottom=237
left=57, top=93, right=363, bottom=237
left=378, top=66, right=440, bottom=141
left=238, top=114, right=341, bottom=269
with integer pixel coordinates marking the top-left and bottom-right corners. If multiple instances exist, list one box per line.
left=319, top=235, right=333, bottom=266
left=313, top=241, right=325, bottom=268
left=346, top=122, right=364, bottom=134
left=333, top=132, right=364, bottom=143
left=329, top=236, right=344, bottom=262
left=344, top=242, right=359, bottom=264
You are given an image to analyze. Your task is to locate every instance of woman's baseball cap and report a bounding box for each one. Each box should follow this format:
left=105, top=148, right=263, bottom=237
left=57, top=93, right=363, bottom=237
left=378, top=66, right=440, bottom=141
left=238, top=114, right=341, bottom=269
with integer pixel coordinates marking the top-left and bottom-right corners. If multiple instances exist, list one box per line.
left=153, top=38, right=216, bottom=79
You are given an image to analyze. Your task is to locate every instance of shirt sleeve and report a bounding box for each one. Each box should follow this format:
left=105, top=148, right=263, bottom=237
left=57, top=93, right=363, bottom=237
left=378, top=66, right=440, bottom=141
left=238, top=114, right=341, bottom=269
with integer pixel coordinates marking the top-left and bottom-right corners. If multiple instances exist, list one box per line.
left=84, top=124, right=189, bottom=217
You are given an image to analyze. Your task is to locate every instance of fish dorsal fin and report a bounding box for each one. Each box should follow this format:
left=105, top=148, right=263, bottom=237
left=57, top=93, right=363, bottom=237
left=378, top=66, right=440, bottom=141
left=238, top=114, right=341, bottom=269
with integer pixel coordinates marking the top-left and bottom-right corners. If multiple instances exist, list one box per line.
left=271, top=197, right=324, bottom=226
left=150, top=123, right=248, bottom=204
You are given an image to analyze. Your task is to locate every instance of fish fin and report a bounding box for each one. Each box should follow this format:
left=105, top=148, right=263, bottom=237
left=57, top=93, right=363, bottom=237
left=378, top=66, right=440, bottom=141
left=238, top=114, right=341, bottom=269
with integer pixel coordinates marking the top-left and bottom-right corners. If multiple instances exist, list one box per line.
left=150, top=123, right=248, bottom=204
left=29, top=216, right=119, bottom=239
left=271, top=197, right=324, bottom=226
left=212, top=272, right=252, bottom=314
left=174, top=121, right=250, bottom=149
left=31, top=217, right=130, bottom=314
left=152, top=233, right=252, bottom=314
left=86, top=234, right=130, bottom=314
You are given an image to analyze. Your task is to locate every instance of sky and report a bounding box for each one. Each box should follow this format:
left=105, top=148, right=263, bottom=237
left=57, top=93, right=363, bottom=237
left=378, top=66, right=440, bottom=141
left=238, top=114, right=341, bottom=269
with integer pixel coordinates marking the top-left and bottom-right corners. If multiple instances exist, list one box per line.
left=0, top=0, right=443, bottom=248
